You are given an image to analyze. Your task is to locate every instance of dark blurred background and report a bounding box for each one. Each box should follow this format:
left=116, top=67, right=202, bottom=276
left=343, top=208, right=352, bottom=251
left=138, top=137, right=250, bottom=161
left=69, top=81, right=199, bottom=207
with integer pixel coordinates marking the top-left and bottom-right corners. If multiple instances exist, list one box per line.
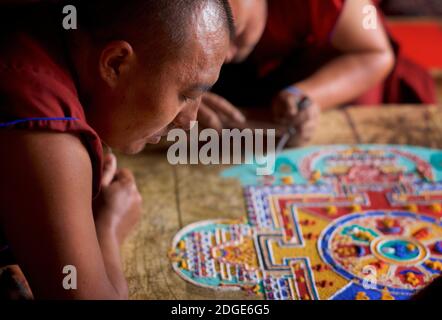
left=380, top=0, right=442, bottom=16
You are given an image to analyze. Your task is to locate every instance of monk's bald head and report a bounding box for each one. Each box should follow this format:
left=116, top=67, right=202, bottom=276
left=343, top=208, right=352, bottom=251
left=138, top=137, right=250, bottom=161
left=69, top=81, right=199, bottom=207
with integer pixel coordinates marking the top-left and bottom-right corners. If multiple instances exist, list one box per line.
left=74, top=0, right=234, bottom=59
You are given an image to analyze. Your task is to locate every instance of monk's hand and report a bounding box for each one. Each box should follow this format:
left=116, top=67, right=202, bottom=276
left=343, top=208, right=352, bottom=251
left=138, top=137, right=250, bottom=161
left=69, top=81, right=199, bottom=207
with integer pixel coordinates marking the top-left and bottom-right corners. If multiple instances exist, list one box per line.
left=272, top=89, right=320, bottom=147
left=197, top=92, right=246, bottom=132
left=93, top=153, right=142, bottom=244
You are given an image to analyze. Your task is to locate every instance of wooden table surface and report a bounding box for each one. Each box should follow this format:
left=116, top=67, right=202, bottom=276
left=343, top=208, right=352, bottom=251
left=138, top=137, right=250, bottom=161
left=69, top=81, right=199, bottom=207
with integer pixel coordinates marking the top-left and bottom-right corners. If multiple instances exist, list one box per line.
left=117, top=105, right=442, bottom=300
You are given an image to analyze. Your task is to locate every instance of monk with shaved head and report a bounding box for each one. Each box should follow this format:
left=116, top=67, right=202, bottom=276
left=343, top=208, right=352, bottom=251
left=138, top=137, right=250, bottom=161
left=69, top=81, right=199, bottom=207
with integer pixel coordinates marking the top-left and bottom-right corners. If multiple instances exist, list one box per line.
left=198, top=0, right=434, bottom=146
left=0, top=0, right=233, bottom=299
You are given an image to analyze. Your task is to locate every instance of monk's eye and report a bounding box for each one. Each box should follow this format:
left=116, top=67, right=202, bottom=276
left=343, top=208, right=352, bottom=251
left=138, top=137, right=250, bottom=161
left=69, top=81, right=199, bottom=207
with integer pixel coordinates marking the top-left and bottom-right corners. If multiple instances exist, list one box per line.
left=181, top=94, right=198, bottom=103
left=180, top=95, right=190, bottom=103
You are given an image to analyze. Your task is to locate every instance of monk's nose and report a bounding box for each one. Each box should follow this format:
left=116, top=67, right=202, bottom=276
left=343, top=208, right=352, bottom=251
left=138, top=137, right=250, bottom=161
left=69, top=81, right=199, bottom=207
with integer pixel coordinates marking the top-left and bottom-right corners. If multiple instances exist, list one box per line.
left=173, top=103, right=199, bottom=131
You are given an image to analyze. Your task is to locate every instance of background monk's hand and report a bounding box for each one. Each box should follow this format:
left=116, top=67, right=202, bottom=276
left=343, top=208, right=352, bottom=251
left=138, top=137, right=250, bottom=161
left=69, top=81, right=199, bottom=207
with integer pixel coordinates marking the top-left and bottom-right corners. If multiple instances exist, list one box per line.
left=197, top=92, right=246, bottom=132
left=93, top=153, right=142, bottom=244
left=272, top=89, right=320, bottom=147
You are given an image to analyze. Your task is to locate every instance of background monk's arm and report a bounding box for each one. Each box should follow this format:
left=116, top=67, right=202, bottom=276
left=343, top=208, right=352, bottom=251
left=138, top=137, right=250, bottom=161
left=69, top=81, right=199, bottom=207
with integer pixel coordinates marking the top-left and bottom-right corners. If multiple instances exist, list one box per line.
left=0, top=131, right=128, bottom=299
left=294, top=0, right=394, bottom=109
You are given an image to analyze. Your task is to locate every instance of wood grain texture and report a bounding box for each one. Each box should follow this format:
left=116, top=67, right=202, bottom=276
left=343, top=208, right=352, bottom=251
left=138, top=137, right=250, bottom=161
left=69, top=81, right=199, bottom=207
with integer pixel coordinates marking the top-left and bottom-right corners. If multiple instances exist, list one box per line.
left=346, top=105, right=442, bottom=148
left=309, top=109, right=359, bottom=145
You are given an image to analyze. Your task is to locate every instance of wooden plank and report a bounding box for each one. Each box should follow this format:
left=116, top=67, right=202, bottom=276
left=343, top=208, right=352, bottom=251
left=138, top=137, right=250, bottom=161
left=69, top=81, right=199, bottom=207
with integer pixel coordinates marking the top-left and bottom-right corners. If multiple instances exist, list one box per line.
left=346, top=105, right=442, bottom=148
left=308, top=109, right=359, bottom=145
left=426, top=106, right=442, bottom=147
left=116, top=148, right=182, bottom=300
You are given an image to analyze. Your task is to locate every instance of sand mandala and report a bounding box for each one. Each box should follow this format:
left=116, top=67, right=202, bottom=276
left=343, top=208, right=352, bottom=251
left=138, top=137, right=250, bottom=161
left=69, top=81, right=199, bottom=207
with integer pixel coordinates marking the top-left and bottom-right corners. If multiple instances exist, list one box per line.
left=169, top=145, right=442, bottom=300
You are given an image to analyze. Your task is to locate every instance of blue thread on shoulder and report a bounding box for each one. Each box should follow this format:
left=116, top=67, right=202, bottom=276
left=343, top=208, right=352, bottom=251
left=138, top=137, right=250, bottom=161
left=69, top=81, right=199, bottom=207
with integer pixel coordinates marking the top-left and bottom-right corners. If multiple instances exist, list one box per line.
left=0, top=117, right=79, bottom=128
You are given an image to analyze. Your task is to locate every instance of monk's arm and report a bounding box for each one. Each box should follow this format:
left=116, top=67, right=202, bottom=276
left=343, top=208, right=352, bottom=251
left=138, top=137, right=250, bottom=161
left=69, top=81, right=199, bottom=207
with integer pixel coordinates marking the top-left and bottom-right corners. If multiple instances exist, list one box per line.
left=0, top=131, right=128, bottom=299
left=294, top=0, right=394, bottom=109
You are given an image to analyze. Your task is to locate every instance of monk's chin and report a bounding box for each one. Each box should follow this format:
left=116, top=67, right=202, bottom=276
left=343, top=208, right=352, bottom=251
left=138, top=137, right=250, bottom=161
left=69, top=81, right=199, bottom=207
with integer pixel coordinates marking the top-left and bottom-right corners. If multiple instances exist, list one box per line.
left=121, top=141, right=147, bottom=155
left=120, top=135, right=161, bottom=155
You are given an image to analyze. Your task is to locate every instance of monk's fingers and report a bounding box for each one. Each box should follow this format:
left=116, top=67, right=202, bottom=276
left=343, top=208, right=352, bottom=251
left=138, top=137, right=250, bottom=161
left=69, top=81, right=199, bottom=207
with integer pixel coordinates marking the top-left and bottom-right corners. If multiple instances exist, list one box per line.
left=197, top=104, right=224, bottom=132
left=115, top=168, right=136, bottom=186
left=101, top=153, right=117, bottom=187
left=293, top=103, right=320, bottom=128
left=292, top=110, right=311, bottom=128
left=272, top=93, right=299, bottom=124
left=202, top=93, right=246, bottom=124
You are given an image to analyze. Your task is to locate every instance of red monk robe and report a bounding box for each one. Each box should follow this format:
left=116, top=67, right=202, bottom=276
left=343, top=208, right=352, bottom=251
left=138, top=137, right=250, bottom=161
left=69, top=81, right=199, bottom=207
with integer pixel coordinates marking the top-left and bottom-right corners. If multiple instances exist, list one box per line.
left=0, top=23, right=104, bottom=300
left=213, top=0, right=436, bottom=107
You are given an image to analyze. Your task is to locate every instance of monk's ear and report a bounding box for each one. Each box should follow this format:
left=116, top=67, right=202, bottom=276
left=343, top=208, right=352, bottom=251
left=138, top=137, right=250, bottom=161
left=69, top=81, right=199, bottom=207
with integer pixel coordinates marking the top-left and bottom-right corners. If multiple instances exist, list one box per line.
left=99, top=41, right=135, bottom=88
